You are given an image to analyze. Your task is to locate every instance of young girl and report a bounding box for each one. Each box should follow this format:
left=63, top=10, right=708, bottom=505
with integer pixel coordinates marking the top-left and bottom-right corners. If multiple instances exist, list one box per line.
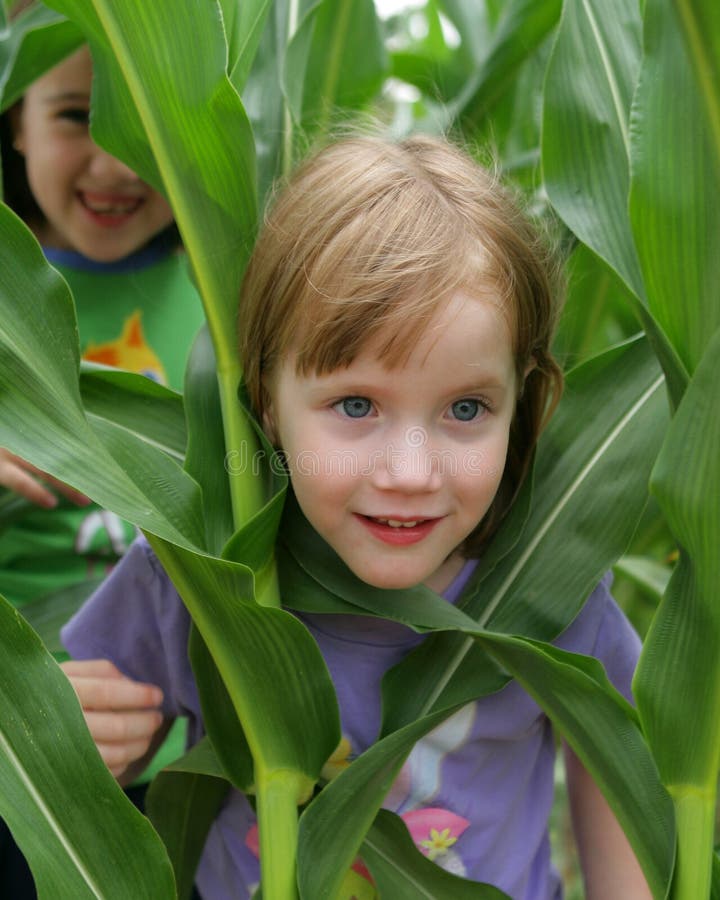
left=0, top=36, right=204, bottom=605
left=61, top=135, right=650, bottom=899
left=0, top=11, right=203, bottom=894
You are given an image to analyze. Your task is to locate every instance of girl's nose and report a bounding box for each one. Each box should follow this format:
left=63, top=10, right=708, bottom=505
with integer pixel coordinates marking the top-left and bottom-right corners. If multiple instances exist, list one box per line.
left=87, top=146, right=140, bottom=183
left=369, top=426, right=444, bottom=493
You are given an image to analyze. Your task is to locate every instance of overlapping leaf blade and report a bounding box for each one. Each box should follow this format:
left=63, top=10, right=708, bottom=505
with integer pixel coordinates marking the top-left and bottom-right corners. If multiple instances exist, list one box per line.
left=453, top=0, right=561, bottom=128
left=300, top=0, right=387, bottom=136
left=0, top=593, right=175, bottom=899
left=0, top=2, right=82, bottom=111
left=543, top=0, right=642, bottom=295
left=628, top=0, right=720, bottom=377
left=635, top=330, right=720, bottom=898
left=362, top=809, right=509, bottom=899
left=542, top=0, right=688, bottom=407
left=80, top=365, right=187, bottom=463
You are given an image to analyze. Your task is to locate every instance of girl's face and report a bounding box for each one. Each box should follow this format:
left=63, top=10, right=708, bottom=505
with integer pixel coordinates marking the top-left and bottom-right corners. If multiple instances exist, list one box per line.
left=12, top=46, right=173, bottom=262
left=266, top=292, right=518, bottom=594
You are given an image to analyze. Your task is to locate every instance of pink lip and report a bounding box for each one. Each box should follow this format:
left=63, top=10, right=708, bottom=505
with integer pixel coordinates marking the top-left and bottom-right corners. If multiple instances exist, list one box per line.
left=77, top=191, right=144, bottom=228
left=355, top=514, right=442, bottom=546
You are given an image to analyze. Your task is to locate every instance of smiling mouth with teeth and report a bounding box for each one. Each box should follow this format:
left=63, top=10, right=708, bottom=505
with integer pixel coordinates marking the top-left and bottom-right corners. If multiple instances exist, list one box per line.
left=79, top=192, right=144, bottom=216
left=371, top=517, right=428, bottom=528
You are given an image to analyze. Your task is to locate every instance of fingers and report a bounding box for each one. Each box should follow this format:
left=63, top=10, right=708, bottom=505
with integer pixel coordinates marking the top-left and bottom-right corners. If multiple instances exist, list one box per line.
left=0, top=448, right=91, bottom=508
left=63, top=659, right=164, bottom=711
left=87, top=711, right=165, bottom=778
left=61, top=659, right=166, bottom=779
left=0, top=449, right=57, bottom=507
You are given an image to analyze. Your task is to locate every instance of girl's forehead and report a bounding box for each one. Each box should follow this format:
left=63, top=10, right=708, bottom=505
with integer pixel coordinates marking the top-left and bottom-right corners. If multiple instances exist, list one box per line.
left=25, top=45, right=92, bottom=99
left=289, top=289, right=517, bottom=382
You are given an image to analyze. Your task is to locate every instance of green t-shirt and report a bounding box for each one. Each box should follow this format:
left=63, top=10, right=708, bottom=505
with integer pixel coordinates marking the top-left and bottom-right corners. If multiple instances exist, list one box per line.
left=0, top=241, right=204, bottom=608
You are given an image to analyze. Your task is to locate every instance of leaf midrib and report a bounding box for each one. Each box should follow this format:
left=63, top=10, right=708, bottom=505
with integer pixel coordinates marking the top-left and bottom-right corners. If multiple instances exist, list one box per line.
left=0, top=725, right=103, bottom=897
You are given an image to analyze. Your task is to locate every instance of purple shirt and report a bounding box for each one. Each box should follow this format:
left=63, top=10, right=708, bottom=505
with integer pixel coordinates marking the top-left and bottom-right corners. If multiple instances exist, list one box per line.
left=62, top=539, right=640, bottom=900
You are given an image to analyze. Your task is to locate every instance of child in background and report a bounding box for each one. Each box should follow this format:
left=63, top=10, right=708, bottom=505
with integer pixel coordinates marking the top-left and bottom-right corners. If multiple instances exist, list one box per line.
left=0, top=15, right=204, bottom=896
left=0, top=38, right=204, bottom=606
left=61, top=135, right=651, bottom=899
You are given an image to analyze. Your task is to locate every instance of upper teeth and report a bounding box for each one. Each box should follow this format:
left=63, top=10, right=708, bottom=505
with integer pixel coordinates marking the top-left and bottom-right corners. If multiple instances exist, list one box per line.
left=82, top=196, right=139, bottom=214
left=375, top=518, right=420, bottom=528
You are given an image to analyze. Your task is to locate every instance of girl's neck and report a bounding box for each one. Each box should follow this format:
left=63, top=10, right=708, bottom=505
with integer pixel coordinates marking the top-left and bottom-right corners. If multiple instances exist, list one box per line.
left=423, top=551, right=468, bottom=594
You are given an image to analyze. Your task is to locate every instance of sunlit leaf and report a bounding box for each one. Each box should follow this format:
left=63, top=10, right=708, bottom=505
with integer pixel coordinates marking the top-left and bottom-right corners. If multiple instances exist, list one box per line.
left=0, top=2, right=82, bottom=111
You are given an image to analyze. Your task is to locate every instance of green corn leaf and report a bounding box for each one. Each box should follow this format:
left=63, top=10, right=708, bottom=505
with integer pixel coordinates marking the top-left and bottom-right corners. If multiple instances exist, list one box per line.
left=242, top=0, right=299, bottom=204
left=16, top=577, right=104, bottom=654
left=628, top=0, right=720, bottom=377
left=146, top=532, right=341, bottom=899
left=452, top=0, right=561, bottom=129
left=300, top=0, right=387, bottom=137
left=543, top=0, right=643, bottom=296
left=145, top=534, right=341, bottom=797
left=281, top=0, right=323, bottom=131
left=0, top=592, right=175, bottom=899
left=0, top=2, right=83, bottom=111
left=146, top=747, right=230, bottom=900
left=613, top=555, right=672, bottom=604
left=470, top=633, right=675, bottom=898
left=182, top=325, right=234, bottom=556
left=635, top=329, right=720, bottom=899
left=298, top=616, right=673, bottom=899
left=79, top=365, right=187, bottom=463
left=298, top=705, right=462, bottom=900
left=0, top=204, right=205, bottom=550
left=436, top=0, right=496, bottom=66
left=218, top=0, right=272, bottom=93
left=541, top=0, right=689, bottom=408
left=553, top=242, right=640, bottom=370
left=361, top=809, right=509, bottom=899
left=188, top=624, right=254, bottom=793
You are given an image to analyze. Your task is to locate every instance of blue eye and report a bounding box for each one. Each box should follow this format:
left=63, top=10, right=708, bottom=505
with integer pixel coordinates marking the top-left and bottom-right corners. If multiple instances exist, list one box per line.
left=450, top=399, right=480, bottom=421
left=335, top=397, right=373, bottom=418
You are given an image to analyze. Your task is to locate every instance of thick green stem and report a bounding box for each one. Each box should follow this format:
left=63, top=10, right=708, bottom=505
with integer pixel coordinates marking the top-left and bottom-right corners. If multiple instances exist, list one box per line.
left=671, top=786, right=715, bottom=899
left=255, top=768, right=303, bottom=900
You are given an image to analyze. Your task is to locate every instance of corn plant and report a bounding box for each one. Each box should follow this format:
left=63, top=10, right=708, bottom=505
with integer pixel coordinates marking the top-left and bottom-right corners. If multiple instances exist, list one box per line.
left=0, top=1, right=717, bottom=898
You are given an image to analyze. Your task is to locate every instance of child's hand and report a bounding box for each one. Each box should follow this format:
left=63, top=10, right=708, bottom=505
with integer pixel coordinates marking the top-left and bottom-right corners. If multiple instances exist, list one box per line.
left=0, top=447, right=91, bottom=508
left=61, top=659, right=167, bottom=782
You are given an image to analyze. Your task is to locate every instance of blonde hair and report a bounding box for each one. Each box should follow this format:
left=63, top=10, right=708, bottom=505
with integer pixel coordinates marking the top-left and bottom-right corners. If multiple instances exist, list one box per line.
left=239, top=134, right=564, bottom=553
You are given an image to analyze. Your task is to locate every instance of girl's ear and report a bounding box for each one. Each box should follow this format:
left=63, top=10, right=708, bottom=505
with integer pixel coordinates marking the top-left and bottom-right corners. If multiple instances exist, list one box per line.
left=8, top=102, right=25, bottom=154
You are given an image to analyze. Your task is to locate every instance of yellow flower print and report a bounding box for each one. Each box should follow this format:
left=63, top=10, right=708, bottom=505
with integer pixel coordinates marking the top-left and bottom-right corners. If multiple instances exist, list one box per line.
left=420, top=827, right=458, bottom=861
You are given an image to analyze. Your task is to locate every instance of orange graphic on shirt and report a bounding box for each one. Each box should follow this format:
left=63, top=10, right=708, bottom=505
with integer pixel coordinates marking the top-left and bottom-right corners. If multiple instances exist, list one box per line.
left=83, top=311, right=166, bottom=384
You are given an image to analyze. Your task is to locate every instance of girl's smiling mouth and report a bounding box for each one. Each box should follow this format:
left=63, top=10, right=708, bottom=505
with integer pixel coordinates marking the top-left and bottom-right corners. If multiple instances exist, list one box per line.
left=78, top=191, right=144, bottom=221
left=356, top=514, right=443, bottom=545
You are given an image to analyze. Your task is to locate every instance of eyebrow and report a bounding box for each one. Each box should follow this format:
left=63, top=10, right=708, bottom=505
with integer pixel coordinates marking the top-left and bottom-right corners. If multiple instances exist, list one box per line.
left=43, top=91, right=90, bottom=105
